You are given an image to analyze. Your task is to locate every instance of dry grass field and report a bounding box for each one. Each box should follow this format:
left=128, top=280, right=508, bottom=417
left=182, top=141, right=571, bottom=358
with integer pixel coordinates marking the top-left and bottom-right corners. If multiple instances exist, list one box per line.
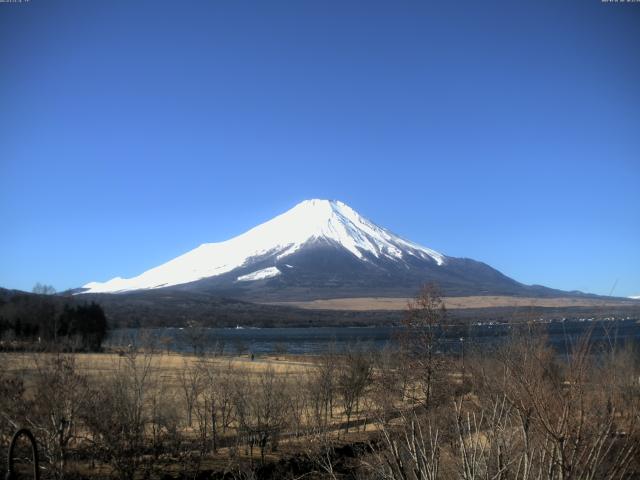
left=2, top=351, right=317, bottom=392
left=0, top=352, right=314, bottom=377
left=1, top=349, right=395, bottom=477
left=267, top=295, right=639, bottom=311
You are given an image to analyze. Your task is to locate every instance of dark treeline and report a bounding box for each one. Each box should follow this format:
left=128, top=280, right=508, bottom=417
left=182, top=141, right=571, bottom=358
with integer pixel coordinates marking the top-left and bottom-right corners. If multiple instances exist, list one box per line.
left=77, top=289, right=640, bottom=329
left=3, top=286, right=639, bottom=331
left=0, top=288, right=108, bottom=351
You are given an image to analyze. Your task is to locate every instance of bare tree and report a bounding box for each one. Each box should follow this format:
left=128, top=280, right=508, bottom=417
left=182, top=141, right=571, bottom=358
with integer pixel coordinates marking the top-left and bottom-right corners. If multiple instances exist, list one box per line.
left=148, top=374, right=180, bottom=461
left=21, top=355, right=90, bottom=479
left=372, top=344, right=409, bottom=424
left=234, top=367, right=289, bottom=465
left=81, top=351, right=156, bottom=480
left=401, top=283, right=448, bottom=409
left=182, top=325, right=206, bottom=356
left=32, top=283, right=56, bottom=295
left=308, top=346, right=337, bottom=432
left=337, top=344, right=373, bottom=433
left=287, top=372, right=310, bottom=438
left=457, top=327, right=640, bottom=480
left=366, top=410, right=441, bottom=480
left=217, top=360, right=238, bottom=435
left=178, top=359, right=203, bottom=428
left=306, top=429, right=342, bottom=480
left=0, top=370, right=28, bottom=474
left=158, top=335, right=174, bottom=355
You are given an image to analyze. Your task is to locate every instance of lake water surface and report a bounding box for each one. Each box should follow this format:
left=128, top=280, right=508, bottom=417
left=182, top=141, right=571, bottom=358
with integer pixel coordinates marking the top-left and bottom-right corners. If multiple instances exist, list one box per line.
left=107, top=319, right=640, bottom=355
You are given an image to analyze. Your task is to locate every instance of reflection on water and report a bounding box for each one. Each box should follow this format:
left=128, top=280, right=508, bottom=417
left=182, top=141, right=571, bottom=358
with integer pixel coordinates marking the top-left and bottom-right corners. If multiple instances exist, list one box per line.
left=106, top=319, right=640, bottom=355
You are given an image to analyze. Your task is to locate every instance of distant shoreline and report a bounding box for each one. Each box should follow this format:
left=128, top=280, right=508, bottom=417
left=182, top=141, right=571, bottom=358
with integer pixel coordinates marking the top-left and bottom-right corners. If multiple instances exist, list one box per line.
left=266, top=295, right=640, bottom=311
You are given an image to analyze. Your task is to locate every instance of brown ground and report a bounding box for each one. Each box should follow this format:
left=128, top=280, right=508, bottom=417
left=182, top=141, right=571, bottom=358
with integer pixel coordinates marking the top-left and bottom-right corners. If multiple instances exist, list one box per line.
left=266, top=295, right=639, bottom=311
left=3, top=351, right=380, bottom=477
left=2, top=351, right=316, bottom=379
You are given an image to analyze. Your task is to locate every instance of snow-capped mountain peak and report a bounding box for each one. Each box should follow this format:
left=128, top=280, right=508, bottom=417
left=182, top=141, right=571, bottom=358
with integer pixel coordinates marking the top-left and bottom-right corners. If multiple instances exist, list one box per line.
left=80, top=199, right=445, bottom=294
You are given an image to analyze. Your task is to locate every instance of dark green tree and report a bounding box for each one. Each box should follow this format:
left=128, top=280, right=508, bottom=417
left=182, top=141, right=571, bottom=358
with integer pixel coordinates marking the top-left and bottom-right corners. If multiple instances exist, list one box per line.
left=58, top=302, right=108, bottom=351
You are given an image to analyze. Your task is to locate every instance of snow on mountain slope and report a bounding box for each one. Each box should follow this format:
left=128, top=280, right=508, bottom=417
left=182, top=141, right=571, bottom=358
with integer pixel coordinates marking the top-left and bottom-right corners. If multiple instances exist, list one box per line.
left=80, top=199, right=445, bottom=294
left=237, top=267, right=281, bottom=282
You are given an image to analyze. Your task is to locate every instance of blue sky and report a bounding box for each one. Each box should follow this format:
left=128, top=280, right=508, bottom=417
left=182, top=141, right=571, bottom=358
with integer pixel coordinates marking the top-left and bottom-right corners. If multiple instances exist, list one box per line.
left=1, top=0, right=639, bottom=297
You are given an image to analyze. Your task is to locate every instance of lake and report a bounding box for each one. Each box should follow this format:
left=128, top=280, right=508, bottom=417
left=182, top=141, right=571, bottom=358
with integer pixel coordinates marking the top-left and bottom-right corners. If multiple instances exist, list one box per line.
left=106, top=318, right=640, bottom=355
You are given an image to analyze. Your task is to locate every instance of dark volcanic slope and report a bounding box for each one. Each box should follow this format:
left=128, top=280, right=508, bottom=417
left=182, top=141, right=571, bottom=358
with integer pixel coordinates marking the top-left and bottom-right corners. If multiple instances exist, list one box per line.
left=166, top=241, right=585, bottom=302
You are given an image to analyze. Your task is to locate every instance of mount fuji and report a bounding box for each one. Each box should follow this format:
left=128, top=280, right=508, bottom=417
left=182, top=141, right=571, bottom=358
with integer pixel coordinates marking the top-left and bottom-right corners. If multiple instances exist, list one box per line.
left=79, top=199, right=570, bottom=301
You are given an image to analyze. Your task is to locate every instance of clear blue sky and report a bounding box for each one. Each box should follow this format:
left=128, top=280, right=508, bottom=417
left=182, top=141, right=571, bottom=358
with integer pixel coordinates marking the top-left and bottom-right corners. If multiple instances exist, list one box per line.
left=1, top=0, right=638, bottom=297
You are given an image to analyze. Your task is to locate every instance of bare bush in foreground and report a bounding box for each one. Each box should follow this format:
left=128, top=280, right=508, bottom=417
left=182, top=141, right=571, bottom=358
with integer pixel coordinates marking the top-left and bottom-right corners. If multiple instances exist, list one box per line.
left=81, top=351, right=156, bottom=480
